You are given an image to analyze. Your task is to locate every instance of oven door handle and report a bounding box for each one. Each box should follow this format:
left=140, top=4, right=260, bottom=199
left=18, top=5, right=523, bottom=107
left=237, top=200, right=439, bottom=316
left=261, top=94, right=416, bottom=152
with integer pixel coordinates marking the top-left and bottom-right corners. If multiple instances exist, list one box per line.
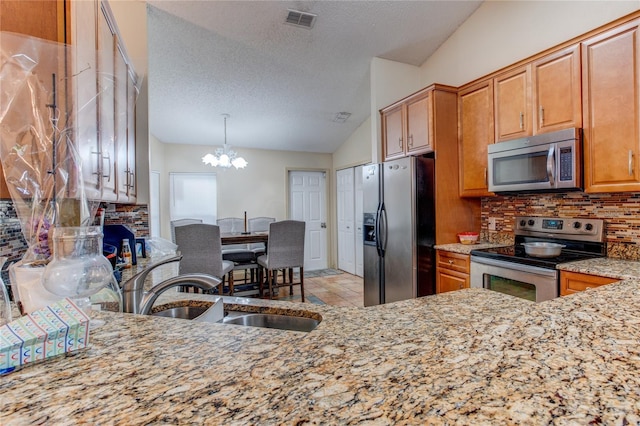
left=470, top=256, right=558, bottom=278
left=546, top=145, right=555, bottom=186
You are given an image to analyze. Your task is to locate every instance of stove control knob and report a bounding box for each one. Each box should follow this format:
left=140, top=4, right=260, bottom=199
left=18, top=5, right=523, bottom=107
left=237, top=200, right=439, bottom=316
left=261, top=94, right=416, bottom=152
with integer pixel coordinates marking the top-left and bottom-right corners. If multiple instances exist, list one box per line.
left=585, top=223, right=594, bottom=231
left=573, top=221, right=581, bottom=229
left=520, top=219, right=527, bottom=227
left=528, top=219, right=535, bottom=226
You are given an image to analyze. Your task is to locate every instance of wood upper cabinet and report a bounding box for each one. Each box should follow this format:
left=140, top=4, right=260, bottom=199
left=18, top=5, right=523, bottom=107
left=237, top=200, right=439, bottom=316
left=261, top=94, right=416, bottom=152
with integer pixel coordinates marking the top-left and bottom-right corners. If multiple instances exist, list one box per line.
left=436, top=251, right=470, bottom=293
left=381, top=87, right=435, bottom=161
left=582, top=19, right=640, bottom=193
left=405, top=92, right=431, bottom=155
left=560, top=271, right=618, bottom=296
left=382, top=104, right=404, bottom=160
left=0, top=0, right=69, bottom=200
left=494, top=46, right=581, bottom=142
left=458, top=79, right=494, bottom=197
left=532, top=44, right=582, bottom=134
left=0, top=0, right=138, bottom=203
left=494, top=65, right=532, bottom=142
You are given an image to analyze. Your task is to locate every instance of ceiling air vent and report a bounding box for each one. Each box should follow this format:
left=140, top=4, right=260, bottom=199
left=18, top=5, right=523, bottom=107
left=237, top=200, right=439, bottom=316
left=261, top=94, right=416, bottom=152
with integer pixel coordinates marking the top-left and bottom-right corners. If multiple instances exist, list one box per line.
left=285, top=9, right=317, bottom=29
left=333, top=112, right=351, bottom=123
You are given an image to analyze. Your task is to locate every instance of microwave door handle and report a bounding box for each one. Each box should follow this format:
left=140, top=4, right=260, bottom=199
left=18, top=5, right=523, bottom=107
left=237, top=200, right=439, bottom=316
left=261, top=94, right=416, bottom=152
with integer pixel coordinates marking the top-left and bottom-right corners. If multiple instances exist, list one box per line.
left=546, top=145, right=555, bottom=186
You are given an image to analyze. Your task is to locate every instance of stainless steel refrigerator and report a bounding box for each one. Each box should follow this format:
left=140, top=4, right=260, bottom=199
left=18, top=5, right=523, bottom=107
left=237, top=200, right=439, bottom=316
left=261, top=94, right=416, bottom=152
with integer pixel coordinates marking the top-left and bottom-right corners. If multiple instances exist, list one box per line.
left=362, top=156, right=436, bottom=306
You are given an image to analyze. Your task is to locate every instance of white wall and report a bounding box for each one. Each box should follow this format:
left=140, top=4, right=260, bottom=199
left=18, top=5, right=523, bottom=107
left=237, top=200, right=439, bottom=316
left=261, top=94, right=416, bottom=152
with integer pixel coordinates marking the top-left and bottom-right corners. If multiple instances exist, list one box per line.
left=370, top=58, right=422, bottom=164
left=154, top=140, right=332, bottom=244
left=419, top=1, right=640, bottom=87
left=332, top=117, right=372, bottom=171
left=362, top=1, right=639, bottom=170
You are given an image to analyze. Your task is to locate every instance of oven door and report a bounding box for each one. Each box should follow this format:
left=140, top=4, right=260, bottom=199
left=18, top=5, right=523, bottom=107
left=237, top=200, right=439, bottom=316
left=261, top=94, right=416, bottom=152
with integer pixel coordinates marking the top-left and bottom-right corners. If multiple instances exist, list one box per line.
left=470, top=256, right=559, bottom=302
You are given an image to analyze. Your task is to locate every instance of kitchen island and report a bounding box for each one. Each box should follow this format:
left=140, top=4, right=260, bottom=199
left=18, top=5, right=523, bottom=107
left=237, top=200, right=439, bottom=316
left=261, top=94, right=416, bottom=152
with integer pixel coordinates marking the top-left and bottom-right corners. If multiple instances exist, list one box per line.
left=2, top=280, right=640, bottom=424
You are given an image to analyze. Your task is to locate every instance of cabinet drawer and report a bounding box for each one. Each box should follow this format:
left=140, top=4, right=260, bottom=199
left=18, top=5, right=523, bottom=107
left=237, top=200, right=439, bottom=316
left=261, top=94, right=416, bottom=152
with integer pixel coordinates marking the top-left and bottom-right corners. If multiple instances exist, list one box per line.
left=436, top=251, right=470, bottom=274
left=436, top=268, right=469, bottom=294
left=560, top=271, right=619, bottom=296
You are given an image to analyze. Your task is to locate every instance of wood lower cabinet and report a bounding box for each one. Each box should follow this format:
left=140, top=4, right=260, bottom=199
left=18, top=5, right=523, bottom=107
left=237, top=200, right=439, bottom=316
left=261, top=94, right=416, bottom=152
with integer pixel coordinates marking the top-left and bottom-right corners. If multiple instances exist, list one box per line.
left=560, top=270, right=619, bottom=296
left=458, top=79, right=494, bottom=197
left=582, top=19, right=640, bottom=193
left=436, top=251, right=470, bottom=293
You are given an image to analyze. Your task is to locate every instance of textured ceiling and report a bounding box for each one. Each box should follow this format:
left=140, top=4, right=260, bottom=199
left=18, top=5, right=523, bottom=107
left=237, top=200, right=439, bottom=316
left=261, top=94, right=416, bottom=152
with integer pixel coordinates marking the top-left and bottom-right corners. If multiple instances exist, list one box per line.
left=147, top=1, right=482, bottom=153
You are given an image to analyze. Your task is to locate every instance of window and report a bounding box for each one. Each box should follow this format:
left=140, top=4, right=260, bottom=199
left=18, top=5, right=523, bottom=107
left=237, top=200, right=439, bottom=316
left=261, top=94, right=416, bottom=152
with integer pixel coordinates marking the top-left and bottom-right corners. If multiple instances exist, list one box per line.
left=169, top=173, right=217, bottom=224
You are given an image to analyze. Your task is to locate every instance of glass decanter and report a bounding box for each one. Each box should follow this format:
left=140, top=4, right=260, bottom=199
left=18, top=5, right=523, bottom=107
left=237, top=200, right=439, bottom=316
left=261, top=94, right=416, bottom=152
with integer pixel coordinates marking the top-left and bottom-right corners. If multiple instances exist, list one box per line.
left=41, top=227, right=122, bottom=326
left=0, top=257, right=12, bottom=326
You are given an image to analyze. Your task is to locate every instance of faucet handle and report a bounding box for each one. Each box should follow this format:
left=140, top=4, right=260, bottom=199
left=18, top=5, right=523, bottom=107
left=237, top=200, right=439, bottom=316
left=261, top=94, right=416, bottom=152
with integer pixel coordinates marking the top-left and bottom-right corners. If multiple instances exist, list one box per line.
left=122, top=254, right=183, bottom=314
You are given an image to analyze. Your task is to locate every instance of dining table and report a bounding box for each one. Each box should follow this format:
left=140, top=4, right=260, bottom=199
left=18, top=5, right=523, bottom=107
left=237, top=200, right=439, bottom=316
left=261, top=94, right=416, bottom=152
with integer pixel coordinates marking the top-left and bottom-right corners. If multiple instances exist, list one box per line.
left=219, top=232, right=268, bottom=296
left=220, top=231, right=268, bottom=246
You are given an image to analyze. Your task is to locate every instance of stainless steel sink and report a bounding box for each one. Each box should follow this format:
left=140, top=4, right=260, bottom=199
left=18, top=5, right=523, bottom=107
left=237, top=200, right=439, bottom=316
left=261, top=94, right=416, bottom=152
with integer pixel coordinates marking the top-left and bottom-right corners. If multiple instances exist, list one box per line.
left=223, top=313, right=320, bottom=332
left=151, top=305, right=210, bottom=320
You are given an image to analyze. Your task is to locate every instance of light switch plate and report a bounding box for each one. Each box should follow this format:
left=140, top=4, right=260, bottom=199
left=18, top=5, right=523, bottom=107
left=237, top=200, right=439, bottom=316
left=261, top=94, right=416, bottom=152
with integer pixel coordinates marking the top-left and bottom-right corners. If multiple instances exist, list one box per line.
left=488, top=217, right=497, bottom=231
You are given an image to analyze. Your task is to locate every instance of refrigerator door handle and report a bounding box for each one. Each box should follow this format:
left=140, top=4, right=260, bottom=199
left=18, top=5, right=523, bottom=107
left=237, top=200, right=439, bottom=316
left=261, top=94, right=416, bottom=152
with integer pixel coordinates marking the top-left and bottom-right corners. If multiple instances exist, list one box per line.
left=378, top=203, right=387, bottom=257
left=375, top=204, right=382, bottom=256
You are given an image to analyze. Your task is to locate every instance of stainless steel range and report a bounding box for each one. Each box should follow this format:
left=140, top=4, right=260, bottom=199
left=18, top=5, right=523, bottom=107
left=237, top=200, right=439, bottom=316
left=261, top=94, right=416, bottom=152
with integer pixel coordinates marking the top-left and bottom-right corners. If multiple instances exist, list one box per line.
left=470, top=216, right=606, bottom=302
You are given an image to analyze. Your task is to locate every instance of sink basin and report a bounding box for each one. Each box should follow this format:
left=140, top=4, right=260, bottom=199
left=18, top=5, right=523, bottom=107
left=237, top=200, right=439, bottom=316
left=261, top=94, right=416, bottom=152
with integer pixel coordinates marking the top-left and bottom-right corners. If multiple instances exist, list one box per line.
left=151, top=305, right=210, bottom=320
left=223, top=313, right=320, bottom=332
left=149, top=301, right=321, bottom=332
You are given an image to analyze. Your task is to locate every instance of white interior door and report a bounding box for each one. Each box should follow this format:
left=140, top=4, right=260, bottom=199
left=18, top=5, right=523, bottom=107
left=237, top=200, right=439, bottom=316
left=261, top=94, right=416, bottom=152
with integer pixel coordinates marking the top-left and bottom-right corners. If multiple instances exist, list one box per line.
left=337, top=168, right=355, bottom=274
left=150, top=171, right=160, bottom=238
left=355, top=165, right=364, bottom=277
left=289, top=171, right=328, bottom=271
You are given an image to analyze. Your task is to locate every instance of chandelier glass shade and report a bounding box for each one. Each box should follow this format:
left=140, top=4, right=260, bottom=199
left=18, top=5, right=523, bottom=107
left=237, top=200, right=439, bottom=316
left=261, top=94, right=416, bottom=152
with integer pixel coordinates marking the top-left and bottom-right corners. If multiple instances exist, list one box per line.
left=202, top=114, right=247, bottom=169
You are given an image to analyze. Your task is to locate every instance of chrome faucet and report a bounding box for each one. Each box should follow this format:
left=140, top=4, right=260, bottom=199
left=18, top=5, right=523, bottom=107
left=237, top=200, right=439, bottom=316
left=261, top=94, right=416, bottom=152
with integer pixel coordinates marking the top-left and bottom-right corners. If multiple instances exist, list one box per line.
left=121, top=255, right=222, bottom=315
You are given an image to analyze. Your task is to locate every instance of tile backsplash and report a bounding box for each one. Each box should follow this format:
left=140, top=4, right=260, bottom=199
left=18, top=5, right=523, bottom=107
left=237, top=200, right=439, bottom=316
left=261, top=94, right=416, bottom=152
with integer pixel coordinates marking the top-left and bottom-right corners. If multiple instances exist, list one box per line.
left=0, top=200, right=149, bottom=285
left=481, top=192, right=640, bottom=260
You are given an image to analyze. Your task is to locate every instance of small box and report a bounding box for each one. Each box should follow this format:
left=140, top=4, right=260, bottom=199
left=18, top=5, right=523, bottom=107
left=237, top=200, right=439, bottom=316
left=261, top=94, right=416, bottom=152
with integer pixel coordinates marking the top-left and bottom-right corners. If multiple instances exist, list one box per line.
left=0, top=298, right=90, bottom=375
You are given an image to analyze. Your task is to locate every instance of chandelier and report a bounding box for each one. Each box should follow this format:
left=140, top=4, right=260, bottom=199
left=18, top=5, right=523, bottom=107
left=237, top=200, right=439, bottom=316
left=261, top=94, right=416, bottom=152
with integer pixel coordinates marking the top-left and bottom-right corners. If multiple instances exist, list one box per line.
left=202, top=114, right=248, bottom=169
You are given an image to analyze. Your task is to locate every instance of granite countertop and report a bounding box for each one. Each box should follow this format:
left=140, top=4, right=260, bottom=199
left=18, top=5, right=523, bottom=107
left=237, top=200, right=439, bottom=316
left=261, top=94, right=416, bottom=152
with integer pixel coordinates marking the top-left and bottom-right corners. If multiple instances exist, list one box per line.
left=557, top=256, right=640, bottom=280
left=4, top=273, right=640, bottom=424
left=434, top=242, right=509, bottom=255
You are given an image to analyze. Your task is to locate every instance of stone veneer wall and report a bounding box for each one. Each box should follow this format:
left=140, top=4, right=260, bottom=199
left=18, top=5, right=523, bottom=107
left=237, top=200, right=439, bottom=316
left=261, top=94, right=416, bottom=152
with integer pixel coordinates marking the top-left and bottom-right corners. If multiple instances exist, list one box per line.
left=481, top=192, right=640, bottom=260
left=0, top=200, right=149, bottom=285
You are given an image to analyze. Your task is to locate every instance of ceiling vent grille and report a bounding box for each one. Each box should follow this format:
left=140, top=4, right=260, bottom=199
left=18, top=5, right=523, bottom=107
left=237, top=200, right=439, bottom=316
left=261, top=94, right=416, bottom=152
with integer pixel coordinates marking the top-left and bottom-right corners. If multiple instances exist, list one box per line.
left=285, top=9, right=317, bottom=29
left=333, top=112, right=351, bottom=123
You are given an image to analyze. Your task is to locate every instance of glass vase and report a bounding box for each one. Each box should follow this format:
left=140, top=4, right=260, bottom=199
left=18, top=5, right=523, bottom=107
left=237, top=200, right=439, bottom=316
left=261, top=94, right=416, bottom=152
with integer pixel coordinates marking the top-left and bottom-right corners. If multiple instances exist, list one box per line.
left=41, top=227, right=122, bottom=322
left=0, top=257, right=11, bottom=326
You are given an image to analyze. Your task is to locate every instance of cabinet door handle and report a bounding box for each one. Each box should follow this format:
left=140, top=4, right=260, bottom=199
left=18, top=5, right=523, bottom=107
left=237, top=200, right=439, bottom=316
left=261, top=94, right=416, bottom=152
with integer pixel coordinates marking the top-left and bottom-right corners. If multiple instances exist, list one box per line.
left=629, top=150, right=634, bottom=176
left=398, top=137, right=403, bottom=149
left=448, top=260, right=454, bottom=264
left=102, top=152, right=112, bottom=182
left=539, top=106, right=544, bottom=126
left=408, top=134, right=413, bottom=148
left=92, top=150, right=103, bottom=186
left=519, top=112, right=524, bottom=130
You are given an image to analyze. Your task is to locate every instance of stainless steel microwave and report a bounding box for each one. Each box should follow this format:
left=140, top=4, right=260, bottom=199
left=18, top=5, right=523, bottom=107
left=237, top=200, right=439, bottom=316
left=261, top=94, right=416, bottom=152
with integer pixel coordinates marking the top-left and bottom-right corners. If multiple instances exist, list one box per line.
left=488, top=128, right=582, bottom=193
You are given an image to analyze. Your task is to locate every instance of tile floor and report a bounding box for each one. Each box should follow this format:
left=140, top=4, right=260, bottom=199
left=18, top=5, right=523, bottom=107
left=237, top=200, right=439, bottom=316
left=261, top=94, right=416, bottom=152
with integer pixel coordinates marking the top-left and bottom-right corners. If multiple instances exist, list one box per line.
left=263, top=269, right=364, bottom=307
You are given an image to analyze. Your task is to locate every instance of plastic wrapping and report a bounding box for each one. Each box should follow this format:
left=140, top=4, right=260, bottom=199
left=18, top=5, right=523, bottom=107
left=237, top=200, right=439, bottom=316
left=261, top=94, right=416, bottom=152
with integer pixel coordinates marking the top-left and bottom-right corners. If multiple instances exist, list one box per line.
left=1, top=32, right=97, bottom=262
left=1, top=31, right=139, bottom=314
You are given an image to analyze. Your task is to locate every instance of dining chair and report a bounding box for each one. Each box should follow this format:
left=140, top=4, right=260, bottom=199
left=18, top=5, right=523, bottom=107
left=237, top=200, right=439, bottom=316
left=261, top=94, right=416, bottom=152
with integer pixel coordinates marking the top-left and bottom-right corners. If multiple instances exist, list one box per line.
left=170, top=218, right=203, bottom=243
left=217, top=217, right=256, bottom=285
left=174, top=224, right=234, bottom=295
left=257, top=220, right=306, bottom=302
left=248, top=216, right=275, bottom=257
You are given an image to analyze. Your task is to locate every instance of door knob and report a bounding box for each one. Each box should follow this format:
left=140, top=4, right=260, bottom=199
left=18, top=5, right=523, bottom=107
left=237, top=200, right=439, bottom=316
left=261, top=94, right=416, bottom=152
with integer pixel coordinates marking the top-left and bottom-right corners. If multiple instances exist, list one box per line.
left=321, top=222, right=327, bottom=228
